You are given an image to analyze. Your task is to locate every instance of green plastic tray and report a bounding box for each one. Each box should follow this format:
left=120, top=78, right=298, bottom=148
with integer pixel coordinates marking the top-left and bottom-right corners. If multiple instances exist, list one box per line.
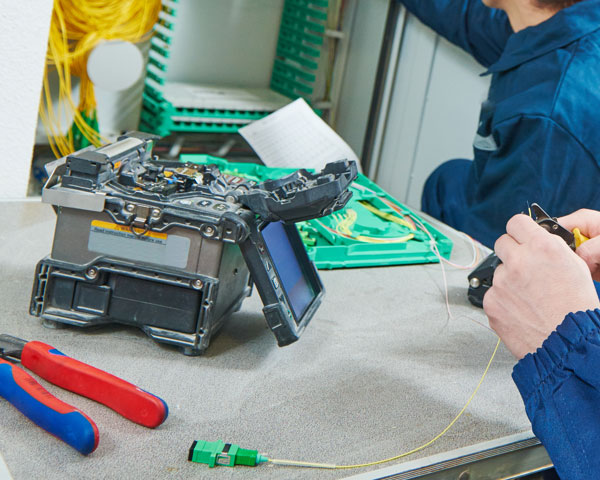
left=181, top=155, right=453, bottom=269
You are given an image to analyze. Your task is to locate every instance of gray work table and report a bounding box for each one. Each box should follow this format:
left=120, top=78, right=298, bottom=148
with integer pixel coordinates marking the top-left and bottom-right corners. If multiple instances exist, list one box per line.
left=0, top=201, right=549, bottom=479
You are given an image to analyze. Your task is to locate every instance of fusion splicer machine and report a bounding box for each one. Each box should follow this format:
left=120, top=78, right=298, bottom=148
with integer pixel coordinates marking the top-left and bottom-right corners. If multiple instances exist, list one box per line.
left=31, top=132, right=357, bottom=355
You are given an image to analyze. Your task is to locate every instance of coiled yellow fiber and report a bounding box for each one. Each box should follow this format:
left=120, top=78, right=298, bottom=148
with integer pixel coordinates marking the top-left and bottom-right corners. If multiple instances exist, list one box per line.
left=40, top=0, right=161, bottom=157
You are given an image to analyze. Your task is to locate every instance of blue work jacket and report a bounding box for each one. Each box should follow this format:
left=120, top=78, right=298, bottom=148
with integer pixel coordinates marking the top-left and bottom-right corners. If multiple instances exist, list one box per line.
left=513, top=309, right=600, bottom=480
left=401, top=0, right=600, bottom=248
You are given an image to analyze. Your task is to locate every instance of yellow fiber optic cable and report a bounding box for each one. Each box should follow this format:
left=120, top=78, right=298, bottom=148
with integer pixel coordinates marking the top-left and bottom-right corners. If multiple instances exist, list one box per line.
left=41, top=0, right=161, bottom=157
left=268, top=211, right=500, bottom=470
left=269, top=338, right=501, bottom=469
left=355, top=234, right=414, bottom=243
left=358, top=200, right=416, bottom=230
left=316, top=215, right=414, bottom=244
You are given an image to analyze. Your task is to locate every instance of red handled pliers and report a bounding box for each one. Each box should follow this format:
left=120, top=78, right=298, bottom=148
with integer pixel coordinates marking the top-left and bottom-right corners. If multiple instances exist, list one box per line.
left=0, top=334, right=168, bottom=455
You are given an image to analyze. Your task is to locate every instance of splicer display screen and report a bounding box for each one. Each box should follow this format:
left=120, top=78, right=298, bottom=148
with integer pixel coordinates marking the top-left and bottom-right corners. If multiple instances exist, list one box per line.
left=261, top=221, right=318, bottom=323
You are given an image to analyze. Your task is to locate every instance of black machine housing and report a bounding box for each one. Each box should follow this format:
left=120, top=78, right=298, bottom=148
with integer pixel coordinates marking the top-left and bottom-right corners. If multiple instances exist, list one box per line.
left=31, top=132, right=357, bottom=354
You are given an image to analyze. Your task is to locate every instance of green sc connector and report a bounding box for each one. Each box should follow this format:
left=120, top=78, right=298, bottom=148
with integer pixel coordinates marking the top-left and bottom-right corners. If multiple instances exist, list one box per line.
left=188, top=440, right=269, bottom=468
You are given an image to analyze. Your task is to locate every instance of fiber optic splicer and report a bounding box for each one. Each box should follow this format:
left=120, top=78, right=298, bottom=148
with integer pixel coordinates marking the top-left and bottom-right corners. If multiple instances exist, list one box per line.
left=31, top=132, right=357, bottom=354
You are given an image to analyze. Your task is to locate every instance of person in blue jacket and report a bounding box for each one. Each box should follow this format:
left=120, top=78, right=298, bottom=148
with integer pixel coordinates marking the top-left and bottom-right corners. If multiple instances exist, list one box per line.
left=398, top=0, right=600, bottom=248
left=484, top=209, right=600, bottom=480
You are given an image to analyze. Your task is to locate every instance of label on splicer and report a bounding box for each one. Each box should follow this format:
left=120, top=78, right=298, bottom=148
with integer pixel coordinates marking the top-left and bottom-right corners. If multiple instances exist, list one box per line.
left=88, top=220, right=190, bottom=268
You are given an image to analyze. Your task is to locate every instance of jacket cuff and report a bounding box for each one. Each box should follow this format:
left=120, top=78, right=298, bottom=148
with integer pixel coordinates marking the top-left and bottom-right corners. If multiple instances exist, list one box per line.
left=512, top=309, right=600, bottom=402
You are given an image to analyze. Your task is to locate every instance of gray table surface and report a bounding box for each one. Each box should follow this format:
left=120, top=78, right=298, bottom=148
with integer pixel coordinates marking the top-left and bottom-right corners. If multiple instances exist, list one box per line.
left=0, top=201, right=531, bottom=480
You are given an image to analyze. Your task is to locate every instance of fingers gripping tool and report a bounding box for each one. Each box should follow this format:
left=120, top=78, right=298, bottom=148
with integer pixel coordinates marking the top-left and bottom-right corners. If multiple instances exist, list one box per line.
left=467, top=203, right=587, bottom=308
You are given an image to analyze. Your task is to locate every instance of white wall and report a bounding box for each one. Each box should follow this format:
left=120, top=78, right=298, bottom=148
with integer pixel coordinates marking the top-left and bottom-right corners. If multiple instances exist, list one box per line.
left=335, top=0, right=389, bottom=157
left=167, top=0, right=284, bottom=87
left=373, top=14, right=491, bottom=209
left=0, top=1, right=53, bottom=199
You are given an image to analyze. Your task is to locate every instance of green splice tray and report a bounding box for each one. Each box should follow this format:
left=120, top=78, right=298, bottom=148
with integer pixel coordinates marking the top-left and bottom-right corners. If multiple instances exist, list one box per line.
left=181, top=154, right=453, bottom=269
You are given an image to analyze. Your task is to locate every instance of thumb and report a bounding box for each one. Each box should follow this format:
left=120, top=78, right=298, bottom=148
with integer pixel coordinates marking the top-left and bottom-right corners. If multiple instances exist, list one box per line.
left=576, top=236, right=600, bottom=281
left=559, top=209, right=600, bottom=239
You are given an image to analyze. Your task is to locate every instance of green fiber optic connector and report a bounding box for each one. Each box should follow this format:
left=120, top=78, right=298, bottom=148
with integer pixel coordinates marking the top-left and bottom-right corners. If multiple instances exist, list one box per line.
left=188, top=440, right=269, bottom=468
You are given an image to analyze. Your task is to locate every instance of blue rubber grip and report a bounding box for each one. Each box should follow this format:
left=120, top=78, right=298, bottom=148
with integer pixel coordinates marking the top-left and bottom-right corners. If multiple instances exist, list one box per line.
left=0, top=362, right=98, bottom=455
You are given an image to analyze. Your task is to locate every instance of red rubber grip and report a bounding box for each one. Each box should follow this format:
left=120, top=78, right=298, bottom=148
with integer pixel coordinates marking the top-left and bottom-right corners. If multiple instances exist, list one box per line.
left=21, top=342, right=168, bottom=428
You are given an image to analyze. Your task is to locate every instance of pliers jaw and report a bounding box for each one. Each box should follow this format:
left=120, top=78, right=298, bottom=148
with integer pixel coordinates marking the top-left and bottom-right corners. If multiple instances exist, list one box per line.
left=0, top=334, right=27, bottom=362
left=529, top=203, right=576, bottom=250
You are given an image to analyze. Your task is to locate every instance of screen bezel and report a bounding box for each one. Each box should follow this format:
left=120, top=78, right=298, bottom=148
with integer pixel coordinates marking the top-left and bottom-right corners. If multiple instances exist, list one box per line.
left=238, top=219, right=324, bottom=347
left=258, top=221, right=321, bottom=325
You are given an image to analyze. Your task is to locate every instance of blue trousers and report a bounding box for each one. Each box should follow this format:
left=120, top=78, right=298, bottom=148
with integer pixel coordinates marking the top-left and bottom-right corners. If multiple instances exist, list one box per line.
left=421, top=159, right=475, bottom=238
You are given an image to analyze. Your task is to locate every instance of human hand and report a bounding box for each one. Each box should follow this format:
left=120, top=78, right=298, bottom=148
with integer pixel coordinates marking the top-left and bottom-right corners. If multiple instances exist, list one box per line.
left=483, top=214, right=600, bottom=359
left=559, top=209, right=600, bottom=281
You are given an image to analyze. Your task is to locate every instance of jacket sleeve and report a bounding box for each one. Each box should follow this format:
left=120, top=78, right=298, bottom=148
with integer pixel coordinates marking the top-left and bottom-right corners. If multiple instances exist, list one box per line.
left=397, top=0, right=512, bottom=67
left=512, top=309, right=600, bottom=480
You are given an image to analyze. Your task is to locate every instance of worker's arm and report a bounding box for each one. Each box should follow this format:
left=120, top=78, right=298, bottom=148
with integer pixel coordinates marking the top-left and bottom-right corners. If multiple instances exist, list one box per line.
left=512, top=309, right=600, bottom=480
left=397, top=0, right=512, bottom=67
left=484, top=215, right=600, bottom=480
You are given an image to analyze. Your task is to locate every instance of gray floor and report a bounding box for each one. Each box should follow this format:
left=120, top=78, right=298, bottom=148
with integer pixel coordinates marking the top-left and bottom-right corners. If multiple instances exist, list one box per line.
left=0, top=201, right=531, bottom=479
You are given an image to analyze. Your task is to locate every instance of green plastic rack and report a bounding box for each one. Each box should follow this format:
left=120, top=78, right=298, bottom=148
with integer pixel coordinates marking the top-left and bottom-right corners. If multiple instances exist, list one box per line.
left=140, top=0, right=331, bottom=136
left=181, top=154, right=454, bottom=269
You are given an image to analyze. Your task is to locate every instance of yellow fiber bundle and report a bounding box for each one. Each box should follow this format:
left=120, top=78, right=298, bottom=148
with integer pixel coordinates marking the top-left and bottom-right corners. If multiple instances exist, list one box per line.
left=40, top=0, right=161, bottom=157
